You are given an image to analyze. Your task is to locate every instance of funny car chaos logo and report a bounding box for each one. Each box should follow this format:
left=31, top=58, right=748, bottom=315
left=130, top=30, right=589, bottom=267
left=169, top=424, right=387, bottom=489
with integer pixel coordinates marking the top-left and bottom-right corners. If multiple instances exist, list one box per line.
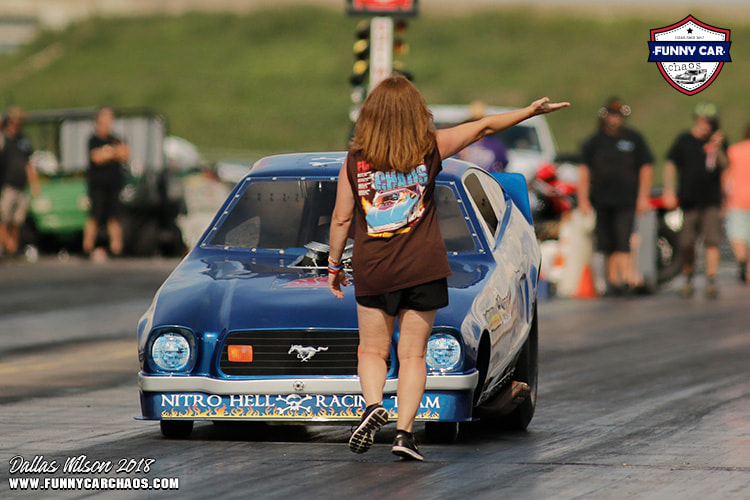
left=648, top=15, right=731, bottom=95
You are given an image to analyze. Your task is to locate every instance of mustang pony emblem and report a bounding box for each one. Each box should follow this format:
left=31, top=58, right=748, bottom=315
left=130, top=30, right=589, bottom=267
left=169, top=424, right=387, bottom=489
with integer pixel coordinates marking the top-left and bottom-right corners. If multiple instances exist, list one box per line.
left=288, top=345, right=329, bottom=362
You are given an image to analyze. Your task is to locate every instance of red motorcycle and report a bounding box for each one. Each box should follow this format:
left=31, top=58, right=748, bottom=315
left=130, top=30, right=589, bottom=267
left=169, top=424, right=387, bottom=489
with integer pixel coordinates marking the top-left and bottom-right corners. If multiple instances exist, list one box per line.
left=529, top=161, right=578, bottom=241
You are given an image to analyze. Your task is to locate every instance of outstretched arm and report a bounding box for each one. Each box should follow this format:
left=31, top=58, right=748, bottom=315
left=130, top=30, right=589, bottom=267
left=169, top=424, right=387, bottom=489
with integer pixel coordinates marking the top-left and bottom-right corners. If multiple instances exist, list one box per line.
left=436, top=97, right=570, bottom=160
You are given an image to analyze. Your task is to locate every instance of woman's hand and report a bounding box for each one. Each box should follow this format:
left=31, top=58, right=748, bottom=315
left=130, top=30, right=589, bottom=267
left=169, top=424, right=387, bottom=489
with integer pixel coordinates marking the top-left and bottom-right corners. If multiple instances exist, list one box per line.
left=529, top=97, right=571, bottom=116
left=328, top=271, right=347, bottom=300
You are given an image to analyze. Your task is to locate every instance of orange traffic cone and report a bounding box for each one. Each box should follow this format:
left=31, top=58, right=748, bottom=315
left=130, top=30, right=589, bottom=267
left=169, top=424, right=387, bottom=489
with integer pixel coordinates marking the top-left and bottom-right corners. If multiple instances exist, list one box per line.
left=575, top=265, right=597, bottom=299
left=553, top=252, right=565, bottom=268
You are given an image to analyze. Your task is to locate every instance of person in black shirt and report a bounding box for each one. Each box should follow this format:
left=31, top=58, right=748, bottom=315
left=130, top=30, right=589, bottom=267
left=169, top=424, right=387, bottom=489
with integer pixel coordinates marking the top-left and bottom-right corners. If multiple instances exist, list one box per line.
left=662, top=103, right=728, bottom=299
left=83, top=107, right=129, bottom=259
left=0, top=106, right=40, bottom=257
left=578, top=98, right=654, bottom=296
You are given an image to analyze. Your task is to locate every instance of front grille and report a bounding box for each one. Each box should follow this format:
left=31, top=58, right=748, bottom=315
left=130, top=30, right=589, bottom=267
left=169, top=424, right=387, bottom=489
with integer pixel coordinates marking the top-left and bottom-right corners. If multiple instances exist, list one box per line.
left=220, top=330, right=370, bottom=376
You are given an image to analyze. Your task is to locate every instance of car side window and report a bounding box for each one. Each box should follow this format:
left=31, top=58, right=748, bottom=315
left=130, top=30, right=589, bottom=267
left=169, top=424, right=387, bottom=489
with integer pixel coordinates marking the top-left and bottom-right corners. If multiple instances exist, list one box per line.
left=434, top=185, right=476, bottom=252
left=463, top=171, right=506, bottom=243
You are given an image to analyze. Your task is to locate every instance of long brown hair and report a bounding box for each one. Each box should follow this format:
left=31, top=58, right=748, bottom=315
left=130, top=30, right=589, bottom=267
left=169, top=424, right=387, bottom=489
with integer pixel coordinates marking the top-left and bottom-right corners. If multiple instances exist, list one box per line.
left=350, top=74, right=436, bottom=173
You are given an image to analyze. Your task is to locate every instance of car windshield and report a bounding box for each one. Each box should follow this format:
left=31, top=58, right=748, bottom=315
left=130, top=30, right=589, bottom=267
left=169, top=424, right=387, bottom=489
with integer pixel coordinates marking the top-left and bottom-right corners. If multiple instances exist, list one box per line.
left=208, top=180, right=475, bottom=252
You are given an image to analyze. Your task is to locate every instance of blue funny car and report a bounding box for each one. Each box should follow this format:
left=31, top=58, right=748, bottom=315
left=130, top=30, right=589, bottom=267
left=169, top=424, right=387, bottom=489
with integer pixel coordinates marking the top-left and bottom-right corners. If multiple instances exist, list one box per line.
left=138, top=152, right=540, bottom=442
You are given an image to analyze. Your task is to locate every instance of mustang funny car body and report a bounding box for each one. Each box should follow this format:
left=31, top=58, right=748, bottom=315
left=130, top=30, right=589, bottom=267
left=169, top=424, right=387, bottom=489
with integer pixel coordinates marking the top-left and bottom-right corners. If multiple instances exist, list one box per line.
left=138, top=152, right=540, bottom=442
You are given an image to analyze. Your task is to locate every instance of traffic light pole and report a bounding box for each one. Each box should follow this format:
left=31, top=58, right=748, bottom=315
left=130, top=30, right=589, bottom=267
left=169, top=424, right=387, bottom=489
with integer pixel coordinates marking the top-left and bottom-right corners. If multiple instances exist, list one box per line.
left=347, top=1, right=416, bottom=102
left=368, top=17, right=393, bottom=92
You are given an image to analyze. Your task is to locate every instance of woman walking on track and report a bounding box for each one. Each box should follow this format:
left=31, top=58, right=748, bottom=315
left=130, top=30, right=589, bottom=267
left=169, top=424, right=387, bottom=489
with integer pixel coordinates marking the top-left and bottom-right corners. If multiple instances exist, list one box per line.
left=328, top=74, right=568, bottom=460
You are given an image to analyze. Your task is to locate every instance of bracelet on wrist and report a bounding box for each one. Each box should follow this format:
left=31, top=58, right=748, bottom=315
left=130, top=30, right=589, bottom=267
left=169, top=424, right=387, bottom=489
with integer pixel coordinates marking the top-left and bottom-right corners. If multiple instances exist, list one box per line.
left=328, top=266, right=341, bottom=275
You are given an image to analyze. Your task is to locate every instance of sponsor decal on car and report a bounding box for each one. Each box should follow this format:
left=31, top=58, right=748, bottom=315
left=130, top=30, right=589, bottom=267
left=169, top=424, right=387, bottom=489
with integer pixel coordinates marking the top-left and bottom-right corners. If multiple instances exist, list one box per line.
left=157, top=393, right=443, bottom=421
left=648, top=15, right=731, bottom=95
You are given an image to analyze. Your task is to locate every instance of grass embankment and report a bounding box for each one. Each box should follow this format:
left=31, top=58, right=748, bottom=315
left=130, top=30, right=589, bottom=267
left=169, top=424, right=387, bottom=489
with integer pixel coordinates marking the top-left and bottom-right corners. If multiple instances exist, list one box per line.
left=0, top=6, right=746, bottom=167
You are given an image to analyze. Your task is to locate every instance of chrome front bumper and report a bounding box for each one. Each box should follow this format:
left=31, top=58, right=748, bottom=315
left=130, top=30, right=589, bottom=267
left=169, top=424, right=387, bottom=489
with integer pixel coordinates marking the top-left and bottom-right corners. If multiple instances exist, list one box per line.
left=139, top=370, right=478, bottom=395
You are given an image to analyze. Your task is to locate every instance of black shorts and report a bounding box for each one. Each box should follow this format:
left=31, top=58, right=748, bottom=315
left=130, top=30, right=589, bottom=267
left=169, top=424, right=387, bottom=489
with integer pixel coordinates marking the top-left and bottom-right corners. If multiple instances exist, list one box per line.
left=89, top=183, right=122, bottom=225
left=355, top=278, right=449, bottom=316
left=594, top=206, right=635, bottom=254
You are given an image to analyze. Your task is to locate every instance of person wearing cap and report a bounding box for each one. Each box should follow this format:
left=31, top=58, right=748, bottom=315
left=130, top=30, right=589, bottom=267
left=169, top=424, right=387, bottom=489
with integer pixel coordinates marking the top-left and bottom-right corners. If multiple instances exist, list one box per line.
left=662, top=103, right=728, bottom=299
left=578, top=97, right=654, bottom=296
left=0, top=106, right=40, bottom=258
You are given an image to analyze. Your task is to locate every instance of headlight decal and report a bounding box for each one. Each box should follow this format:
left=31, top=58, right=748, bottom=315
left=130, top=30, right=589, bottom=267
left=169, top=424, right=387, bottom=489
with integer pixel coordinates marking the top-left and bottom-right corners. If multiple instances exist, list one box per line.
left=147, top=327, right=196, bottom=373
left=425, top=332, right=462, bottom=373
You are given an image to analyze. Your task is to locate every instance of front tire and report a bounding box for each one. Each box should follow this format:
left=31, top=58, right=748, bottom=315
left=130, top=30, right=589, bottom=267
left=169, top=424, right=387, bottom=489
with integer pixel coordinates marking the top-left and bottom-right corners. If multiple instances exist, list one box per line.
left=500, top=307, right=538, bottom=431
left=424, top=421, right=459, bottom=443
left=160, top=420, right=193, bottom=439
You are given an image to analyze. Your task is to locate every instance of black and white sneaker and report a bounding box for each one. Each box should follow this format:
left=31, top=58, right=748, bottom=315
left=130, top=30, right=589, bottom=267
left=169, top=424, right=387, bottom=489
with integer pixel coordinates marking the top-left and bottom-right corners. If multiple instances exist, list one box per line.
left=348, top=403, right=389, bottom=454
left=391, top=430, right=423, bottom=461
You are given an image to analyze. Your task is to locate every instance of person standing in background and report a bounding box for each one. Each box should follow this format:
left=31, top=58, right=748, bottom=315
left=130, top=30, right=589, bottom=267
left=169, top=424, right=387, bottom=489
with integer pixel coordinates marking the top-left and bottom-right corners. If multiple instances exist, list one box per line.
left=83, top=107, right=129, bottom=259
left=662, top=103, right=728, bottom=299
left=0, top=106, right=40, bottom=257
left=0, top=110, right=6, bottom=255
left=577, top=97, right=654, bottom=296
left=725, top=122, right=750, bottom=283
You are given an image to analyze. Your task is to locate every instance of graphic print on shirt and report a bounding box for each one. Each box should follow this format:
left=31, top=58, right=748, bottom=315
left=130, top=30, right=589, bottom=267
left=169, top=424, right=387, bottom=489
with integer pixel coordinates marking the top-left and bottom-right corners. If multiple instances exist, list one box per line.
left=356, top=160, right=429, bottom=237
